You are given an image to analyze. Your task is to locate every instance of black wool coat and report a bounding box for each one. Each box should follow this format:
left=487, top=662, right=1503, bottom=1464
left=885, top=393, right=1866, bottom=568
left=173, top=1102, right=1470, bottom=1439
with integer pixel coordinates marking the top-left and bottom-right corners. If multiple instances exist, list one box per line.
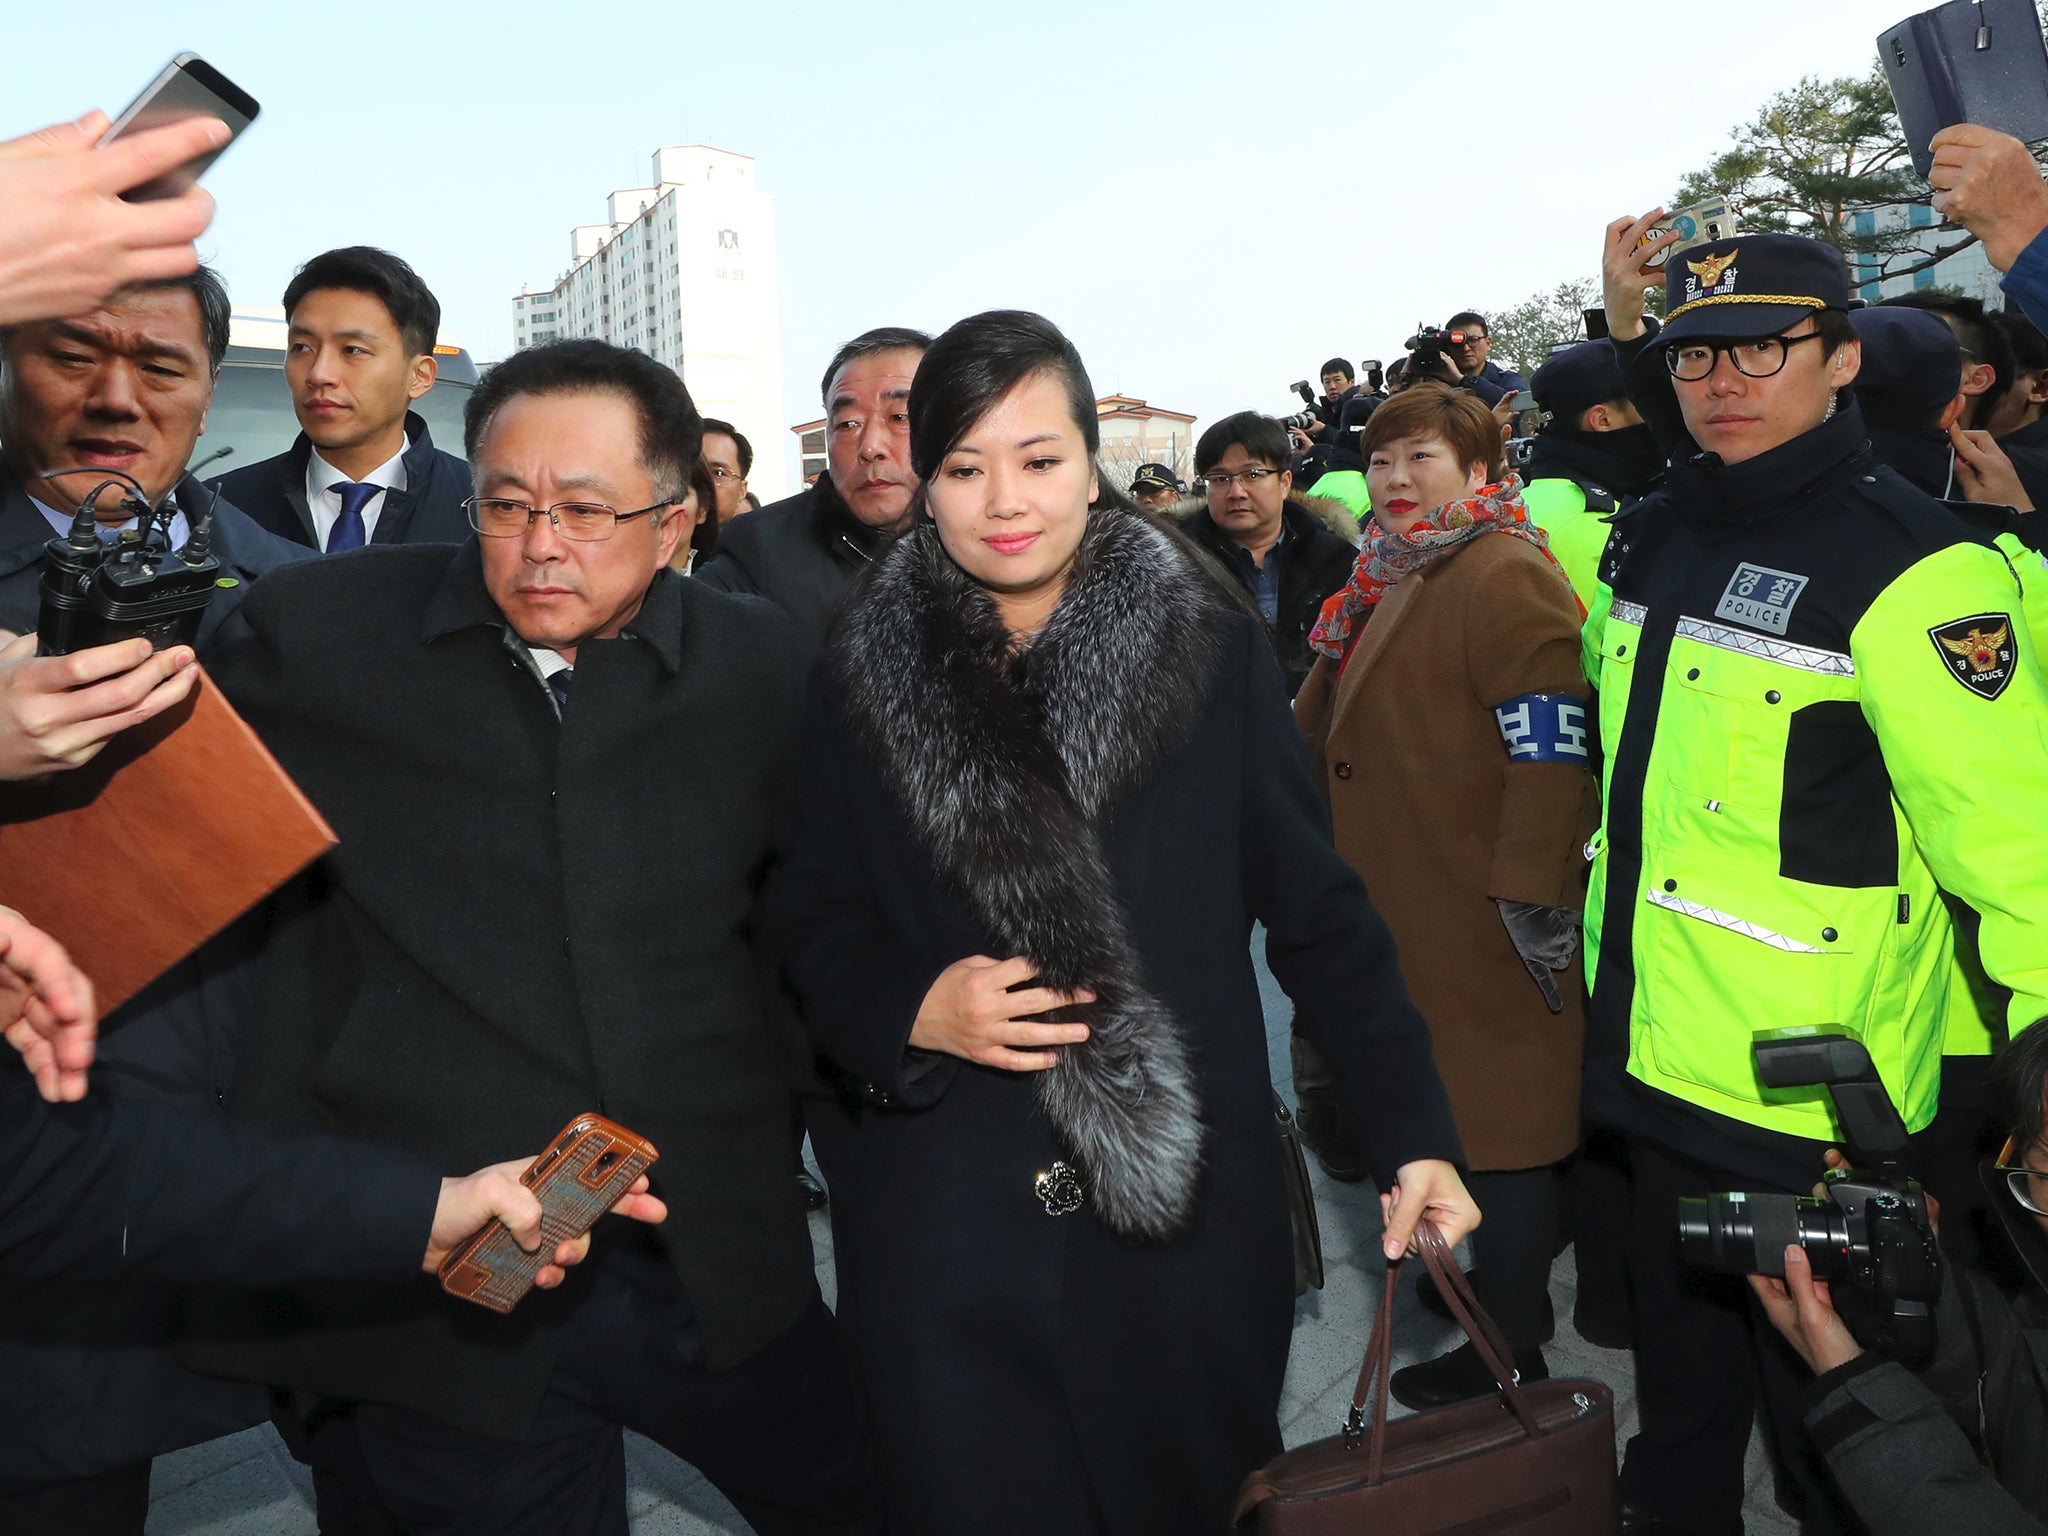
left=1179, top=497, right=1357, bottom=697
left=208, top=411, right=474, bottom=550
left=693, top=476, right=894, bottom=651
left=773, top=512, right=1461, bottom=1535
left=181, top=544, right=820, bottom=1439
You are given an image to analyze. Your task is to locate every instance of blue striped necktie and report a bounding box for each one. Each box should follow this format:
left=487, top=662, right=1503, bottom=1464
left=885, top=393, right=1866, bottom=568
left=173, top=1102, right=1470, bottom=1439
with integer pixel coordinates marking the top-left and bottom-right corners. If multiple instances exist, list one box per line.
left=327, top=482, right=377, bottom=553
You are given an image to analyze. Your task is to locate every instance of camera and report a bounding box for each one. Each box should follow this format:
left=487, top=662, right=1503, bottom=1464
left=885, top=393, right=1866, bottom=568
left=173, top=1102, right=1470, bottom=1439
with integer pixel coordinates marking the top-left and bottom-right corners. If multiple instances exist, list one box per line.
left=1282, top=380, right=1321, bottom=434
left=1677, top=1030, right=1941, bottom=1365
left=1405, top=325, right=1473, bottom=374
left=37, top=467, right=223, bottom=657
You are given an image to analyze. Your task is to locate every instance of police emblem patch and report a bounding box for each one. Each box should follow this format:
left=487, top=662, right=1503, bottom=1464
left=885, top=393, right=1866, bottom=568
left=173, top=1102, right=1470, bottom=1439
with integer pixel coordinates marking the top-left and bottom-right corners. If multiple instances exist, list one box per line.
left=1714, top=563, right=1809, bottom=636
left=1929, top=613, right=2017, bottom=700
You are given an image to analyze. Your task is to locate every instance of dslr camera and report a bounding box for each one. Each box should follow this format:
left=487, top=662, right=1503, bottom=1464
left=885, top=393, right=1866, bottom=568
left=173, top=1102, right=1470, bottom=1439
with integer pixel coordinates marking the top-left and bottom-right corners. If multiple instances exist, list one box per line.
left=1678, top=1030, right=1941, bottom=1365
left=37, top=467, right=223, bottom=657
left=1281, top=380, right=1322, bottom=434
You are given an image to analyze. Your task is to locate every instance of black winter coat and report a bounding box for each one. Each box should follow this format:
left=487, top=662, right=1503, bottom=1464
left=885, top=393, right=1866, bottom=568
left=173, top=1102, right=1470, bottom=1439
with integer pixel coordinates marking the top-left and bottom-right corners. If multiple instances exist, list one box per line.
left=182, top=545, right=820, bottom=1439
left=0, top=464, right=307, bottom=1489
left=773, top=510, right=1460, bottom=1535
left=1179, top=497, right=1356, bottom=696
left=694, top=477, right=893, bottom=651
left=208, top=412, right=473, bottom=550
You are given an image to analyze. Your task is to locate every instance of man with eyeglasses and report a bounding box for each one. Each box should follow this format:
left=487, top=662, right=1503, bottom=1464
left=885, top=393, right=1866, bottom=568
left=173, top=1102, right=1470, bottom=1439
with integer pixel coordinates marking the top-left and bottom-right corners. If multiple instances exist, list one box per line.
left=699, top=417, right=752, bottom=522
left=1445, top=310, right=1526, bottom=408
left=185, top=338, right=885, bottom=1534
left=1585, top=223, right=2048, bottom=1536
left=1748, top=1017, right=2048, bottom=1532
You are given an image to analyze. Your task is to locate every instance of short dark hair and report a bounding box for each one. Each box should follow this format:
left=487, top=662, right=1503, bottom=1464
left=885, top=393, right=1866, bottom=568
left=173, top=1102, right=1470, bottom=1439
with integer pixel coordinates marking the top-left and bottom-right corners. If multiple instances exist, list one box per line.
left=1996, top=308, right=2048, bottom=376
left=1361, top=382, right=1503, bottom=480
left=464, top=339, right=701, bottom=501
left=906, top=310, right=1100, bottom=487
left=1997, top=1017, right=2048, bottom=1158
left=120, top=264, right=231, bottom=376
left=688, top=456, right=719, bottom=555
left=1447, top=310, right=1488, bottom=335
left=819, top=326, right=932, bottom=407
left=283, top=246, right=441, bottom=359
left=700, top=417, right=753, bottom=477
left=1194, top=411, right=1292, bottom=477
left=1321, top=357, right=1354, bottom=381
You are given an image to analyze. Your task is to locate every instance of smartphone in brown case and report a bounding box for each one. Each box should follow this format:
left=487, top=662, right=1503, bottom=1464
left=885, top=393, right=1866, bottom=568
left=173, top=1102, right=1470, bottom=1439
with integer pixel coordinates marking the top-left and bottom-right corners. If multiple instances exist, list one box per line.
left=438, top=1113, right=659, bottom=1314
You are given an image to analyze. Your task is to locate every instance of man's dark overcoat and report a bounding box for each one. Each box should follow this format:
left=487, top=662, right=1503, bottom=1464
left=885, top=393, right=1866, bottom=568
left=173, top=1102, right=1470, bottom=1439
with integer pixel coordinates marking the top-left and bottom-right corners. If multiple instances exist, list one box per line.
left=181, top=543, right=820, bottom=1439
left=773, top=511, right=1463, bottom=1534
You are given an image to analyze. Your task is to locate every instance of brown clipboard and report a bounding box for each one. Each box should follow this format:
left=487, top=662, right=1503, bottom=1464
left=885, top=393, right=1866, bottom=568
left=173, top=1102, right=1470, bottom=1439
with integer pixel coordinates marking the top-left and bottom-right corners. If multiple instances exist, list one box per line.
left=0, top=666, right=335, bottom=1012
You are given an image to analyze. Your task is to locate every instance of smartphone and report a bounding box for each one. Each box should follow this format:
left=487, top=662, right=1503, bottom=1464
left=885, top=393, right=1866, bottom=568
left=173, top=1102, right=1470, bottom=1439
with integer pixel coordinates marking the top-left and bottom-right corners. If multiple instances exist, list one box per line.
left=438, top=1113, right=660, bottom=1314
left=1507, top=390, right=1538, bottom=414
left=1583, top=307, right=1610, bottom=342
left=1634, top=197, right=1739, bottom=269
left=100, top=53, right=260, bottom=202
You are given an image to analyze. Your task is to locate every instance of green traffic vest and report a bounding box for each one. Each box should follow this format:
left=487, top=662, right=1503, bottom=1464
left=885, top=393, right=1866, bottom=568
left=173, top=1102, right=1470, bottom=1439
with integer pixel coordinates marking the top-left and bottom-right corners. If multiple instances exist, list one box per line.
left=1523, top=478, right=1613, bottom=615
left=1582, top=537, right=2048, bottom=1142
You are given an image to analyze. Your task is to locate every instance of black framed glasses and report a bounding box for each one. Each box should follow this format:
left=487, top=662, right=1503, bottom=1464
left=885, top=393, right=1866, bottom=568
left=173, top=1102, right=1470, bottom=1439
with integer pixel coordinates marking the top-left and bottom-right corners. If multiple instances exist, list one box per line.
left=1994, top=1135, right=2048, bottom=1217
left=1204, top=466, right=1283, bottom=490
left=1666, top=330, right=1827, bottom=382
left=464, top=496, right=670, bottom=542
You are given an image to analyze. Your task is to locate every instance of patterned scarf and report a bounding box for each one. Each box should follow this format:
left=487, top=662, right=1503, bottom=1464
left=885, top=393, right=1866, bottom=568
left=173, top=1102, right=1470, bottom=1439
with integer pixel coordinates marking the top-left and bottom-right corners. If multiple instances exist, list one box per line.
left=1306, top=475, right=1576, bottom=665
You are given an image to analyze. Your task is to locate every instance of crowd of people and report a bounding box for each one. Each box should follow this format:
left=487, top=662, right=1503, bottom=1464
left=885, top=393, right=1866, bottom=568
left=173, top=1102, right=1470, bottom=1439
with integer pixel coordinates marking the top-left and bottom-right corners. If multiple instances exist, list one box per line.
left=9, top=97, right=2048, bottom=1536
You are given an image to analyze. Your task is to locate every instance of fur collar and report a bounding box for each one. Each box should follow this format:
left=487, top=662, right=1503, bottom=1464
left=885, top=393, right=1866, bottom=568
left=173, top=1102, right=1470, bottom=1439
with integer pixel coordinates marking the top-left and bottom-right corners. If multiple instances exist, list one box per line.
left=831, top=507, right=1228, bottom=1239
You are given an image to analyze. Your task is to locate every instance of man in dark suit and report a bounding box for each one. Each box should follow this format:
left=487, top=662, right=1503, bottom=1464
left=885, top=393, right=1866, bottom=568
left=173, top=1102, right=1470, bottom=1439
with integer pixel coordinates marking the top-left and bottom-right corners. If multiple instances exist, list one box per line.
left=0, top=264, right=305, bottom=643
left=188, top=339, right=883, bottom=1535
left=697, top=325, right=928, bottom=651
left=209, top=247, right=472, bottom=551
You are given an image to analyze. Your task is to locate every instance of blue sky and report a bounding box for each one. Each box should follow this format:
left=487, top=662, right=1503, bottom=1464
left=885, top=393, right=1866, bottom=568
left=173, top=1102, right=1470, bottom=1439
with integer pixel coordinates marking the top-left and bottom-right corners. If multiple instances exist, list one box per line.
left=4, top=1, right=1899, bottom=484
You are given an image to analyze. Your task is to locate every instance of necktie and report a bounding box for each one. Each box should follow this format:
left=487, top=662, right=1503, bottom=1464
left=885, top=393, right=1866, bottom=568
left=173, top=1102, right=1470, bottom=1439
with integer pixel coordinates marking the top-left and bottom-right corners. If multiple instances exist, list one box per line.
left=548, top=668, right=574, bottom=716
left=327, top=482, right=377, bottom=553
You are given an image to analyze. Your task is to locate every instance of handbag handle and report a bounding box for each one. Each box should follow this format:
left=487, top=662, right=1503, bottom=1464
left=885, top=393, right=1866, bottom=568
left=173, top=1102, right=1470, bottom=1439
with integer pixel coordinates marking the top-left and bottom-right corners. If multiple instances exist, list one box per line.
left=1341, top=1218, right=1541, bottom=1482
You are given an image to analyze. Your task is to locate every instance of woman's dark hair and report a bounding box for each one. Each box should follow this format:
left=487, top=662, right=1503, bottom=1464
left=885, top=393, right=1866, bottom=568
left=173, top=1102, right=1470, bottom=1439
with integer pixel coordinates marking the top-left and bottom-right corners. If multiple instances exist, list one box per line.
left=907, top=310, right=1103, bottom=485
left=464, top=339, right=702, bottom=502
left=1997, top=1019, right=2048, bottom=1157
left=688, top=455, right=719, bottom=555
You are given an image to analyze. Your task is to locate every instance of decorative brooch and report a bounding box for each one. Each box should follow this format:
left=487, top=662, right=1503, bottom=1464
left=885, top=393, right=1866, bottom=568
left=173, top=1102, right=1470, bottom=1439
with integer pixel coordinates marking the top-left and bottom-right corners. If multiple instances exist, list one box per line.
left=1035, top=1161, right=1084, bottom=1216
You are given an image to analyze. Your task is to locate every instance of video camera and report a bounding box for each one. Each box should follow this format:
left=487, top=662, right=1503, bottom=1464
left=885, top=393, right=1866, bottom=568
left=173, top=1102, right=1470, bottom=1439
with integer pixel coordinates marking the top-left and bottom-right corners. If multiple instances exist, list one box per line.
left=37, top=465, right=224, bottom=657
left=1282, top=380, right=1322, bottom=434
left=1677, top=1030, right=1941, bottom=1365
left=1405, top=325, right=1475, bottom=374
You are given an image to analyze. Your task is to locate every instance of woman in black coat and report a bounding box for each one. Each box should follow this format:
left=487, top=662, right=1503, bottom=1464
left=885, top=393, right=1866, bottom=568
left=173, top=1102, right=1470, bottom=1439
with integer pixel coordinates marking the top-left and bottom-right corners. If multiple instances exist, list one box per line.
left=773, top=310, right=1477, bottom=1535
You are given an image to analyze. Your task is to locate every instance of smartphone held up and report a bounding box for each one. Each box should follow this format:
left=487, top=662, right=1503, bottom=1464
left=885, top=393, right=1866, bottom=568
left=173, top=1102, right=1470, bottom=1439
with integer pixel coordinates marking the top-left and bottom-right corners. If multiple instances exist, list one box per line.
left=100, top=53, right=259, bottom=201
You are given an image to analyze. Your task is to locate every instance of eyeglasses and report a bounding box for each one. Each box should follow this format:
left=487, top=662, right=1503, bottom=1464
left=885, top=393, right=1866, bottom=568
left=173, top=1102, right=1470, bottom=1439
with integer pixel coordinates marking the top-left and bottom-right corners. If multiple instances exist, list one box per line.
left=1994, top=1135, right=2048, bottom=1217
left=706, top=465, right=744, bottom=483
left=1665, top=330, right=1827, bottom=382
left=1204, top=466, right=1283, bottom=490
left=464, top=496, right=670, bottom=541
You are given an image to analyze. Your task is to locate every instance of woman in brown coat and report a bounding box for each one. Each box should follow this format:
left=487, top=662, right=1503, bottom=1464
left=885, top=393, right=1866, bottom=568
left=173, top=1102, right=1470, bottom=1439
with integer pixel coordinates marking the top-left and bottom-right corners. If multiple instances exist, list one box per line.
left=1295, top=383, right=1597, bottom=1408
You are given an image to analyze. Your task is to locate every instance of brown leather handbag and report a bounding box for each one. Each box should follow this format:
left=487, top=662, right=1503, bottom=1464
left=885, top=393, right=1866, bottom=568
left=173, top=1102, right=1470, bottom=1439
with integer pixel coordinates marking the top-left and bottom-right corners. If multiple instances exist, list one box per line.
left=1236, top=1221, right=1618, bottom=1533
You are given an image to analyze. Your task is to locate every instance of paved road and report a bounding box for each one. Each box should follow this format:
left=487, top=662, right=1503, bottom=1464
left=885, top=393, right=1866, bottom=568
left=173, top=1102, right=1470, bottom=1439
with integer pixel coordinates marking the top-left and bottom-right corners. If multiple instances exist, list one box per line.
left=144, top=938, right=1799, bottom=1533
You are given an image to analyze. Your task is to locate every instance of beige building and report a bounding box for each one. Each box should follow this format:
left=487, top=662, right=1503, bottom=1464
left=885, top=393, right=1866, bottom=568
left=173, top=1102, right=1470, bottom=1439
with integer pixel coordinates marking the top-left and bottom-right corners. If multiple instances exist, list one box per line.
left=1095, top=395, right=1197, bottom=491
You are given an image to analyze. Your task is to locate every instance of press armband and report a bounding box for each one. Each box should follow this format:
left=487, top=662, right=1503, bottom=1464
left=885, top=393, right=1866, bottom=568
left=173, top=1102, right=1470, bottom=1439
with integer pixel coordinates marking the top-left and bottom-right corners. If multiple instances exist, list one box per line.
left=1493, top=693, right=1589, bottom=764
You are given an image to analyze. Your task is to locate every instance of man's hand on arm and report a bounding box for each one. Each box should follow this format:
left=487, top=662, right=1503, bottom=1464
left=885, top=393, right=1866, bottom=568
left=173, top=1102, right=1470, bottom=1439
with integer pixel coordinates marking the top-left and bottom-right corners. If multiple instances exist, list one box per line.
left=1602, top=211, right=1681, bottom=342
left=0, top=111, right=226, bottom=326
left=0, top=633, right=197, bottom=780
left=0, top=905, right=97, bottom=1102
left=423, top=1159, right=668, bottom=1287
left=1929, top=124, right=2048, bottom=273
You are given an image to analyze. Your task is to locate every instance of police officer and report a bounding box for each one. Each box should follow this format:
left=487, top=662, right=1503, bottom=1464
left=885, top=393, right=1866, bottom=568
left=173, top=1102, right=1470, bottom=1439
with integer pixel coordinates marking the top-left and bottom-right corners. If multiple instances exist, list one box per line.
left=1591, top=217, right=2048, bottom=1536
left=1522, top=340, right=1665, bottom=610
left=1128, top=461, right=1188, bottom=512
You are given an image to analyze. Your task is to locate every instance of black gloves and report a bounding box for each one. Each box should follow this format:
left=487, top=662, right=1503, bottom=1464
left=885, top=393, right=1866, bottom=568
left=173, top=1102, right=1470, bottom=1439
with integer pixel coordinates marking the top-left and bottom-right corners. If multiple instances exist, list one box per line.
left=1496, top=900, right=1581, bottom=1014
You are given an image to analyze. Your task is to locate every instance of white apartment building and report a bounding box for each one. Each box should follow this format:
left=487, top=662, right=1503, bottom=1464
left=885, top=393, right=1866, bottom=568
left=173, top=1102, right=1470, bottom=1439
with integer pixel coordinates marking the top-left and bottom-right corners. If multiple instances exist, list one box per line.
left=513, top=146, right=787, bottom=500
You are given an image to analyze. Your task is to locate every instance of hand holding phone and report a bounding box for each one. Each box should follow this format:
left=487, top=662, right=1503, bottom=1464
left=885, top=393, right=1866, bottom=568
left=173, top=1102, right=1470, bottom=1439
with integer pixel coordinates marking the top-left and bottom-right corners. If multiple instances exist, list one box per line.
left=439, top=1115, right=661, bottom=1313
left=100, top=54, right=259, bottom=202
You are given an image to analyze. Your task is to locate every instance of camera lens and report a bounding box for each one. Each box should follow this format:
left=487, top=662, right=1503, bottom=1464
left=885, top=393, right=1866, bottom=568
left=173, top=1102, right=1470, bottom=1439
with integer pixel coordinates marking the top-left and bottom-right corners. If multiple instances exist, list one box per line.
left=1675, top=1191, right=1851, bottom=1279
